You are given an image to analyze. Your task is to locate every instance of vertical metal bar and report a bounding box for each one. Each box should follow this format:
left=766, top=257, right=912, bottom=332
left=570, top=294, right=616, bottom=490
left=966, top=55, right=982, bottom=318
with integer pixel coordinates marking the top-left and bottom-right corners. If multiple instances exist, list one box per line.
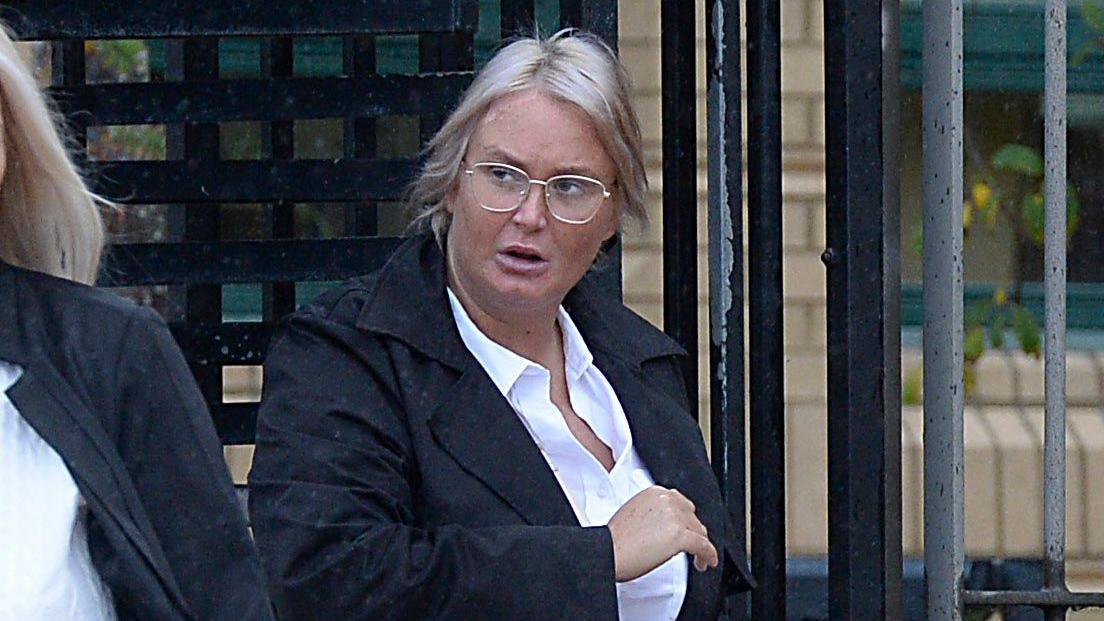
left=52, top=41, right=86, bottom=147
left=179, top=39, right=223, bottom=406
left=264, top=37, right=295, bottom=321
left=660, top=0, right=698, bottom=418
left=921, top=0, right=965, bottom=619
left=558, top=0, right=581, bottom=31
left=1043, top=1, right=1068, bottom=619
left=578, top=0, right=621, bottom=299
left=579, top=0, right=617, bottom=46
left=419, top=31, right=474, bottom=146
left=501, top=0, right=535, bottom=38
left=343, top=35, right=378, bottom=237
left=823, top=0, right=890, bottom=618
left=705, top=0, right=747, bottom=618
left=882, top=0, right=905, bottom=618
left=746, top=0, right=785, bottom=619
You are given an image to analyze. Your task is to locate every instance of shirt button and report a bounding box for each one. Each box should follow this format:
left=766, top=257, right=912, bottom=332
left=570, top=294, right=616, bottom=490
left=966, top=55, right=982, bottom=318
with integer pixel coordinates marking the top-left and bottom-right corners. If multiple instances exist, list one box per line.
left=597, top=486, right=610, bottom=499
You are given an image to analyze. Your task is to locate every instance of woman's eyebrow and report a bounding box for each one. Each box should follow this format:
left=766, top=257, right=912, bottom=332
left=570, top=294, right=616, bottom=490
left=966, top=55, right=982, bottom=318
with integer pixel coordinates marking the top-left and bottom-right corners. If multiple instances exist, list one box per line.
left=477, top=146, right=524, bottom=166
left=476, top=145, right=608, bottom=179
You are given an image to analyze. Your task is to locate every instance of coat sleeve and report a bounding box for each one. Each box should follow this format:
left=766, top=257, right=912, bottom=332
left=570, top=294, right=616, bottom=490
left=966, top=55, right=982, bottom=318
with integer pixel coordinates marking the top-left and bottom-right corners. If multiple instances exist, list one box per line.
left=247, top=310, right=619, bottom=621
left=114, top=305, right=274, bottom=621
left=650, top=355, right=756, bottom=598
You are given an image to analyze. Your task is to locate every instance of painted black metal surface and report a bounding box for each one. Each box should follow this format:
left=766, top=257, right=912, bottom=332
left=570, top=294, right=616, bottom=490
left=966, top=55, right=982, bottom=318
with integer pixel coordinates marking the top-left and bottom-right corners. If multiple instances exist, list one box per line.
left=822, top=0, right=899, bottom=619
left=705, top=1, right=748, bottom=618
left=89, top=160, right=421, bottom=203
left=746, top=0, right=786, bottom=619
left=2, top=1, right=478, bottom=39
left=35, top=2, right=616, bottom=447
left=52, top=75, right=473, bottom=126
left=660, top=0, right=699, bottom=418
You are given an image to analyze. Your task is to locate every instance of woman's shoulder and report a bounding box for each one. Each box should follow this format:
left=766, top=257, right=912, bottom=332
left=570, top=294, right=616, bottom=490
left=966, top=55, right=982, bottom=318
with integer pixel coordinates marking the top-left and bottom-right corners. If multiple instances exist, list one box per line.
left=10, top=261, right=150, bottom=332
left=288, top=272, right=382, bottom=327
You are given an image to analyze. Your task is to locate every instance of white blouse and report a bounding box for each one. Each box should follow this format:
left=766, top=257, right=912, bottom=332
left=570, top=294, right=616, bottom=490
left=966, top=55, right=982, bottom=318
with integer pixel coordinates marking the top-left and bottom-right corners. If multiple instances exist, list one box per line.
left=447, top=290, right=689, bottom=621
left=0, top=360, right=116, bottom=621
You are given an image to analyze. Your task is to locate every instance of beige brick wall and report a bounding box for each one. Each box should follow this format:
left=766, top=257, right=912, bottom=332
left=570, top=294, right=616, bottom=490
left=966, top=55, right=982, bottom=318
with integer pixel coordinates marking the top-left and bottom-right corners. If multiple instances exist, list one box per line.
left=617, top=2, right=1104, bottom=596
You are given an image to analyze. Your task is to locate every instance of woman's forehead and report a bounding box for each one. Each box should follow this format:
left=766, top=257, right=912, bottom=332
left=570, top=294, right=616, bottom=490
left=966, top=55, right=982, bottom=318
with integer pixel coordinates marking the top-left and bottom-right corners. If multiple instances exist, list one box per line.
left=469, top=90, right=613, bottom=174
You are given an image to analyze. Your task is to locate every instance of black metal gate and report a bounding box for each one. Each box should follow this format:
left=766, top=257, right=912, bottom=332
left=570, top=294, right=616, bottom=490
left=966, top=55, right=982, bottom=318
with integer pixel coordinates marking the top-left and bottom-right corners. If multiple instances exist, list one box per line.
left=5, top=0, right=617, bottom=446
left=10, top=1, right=914, bottom=619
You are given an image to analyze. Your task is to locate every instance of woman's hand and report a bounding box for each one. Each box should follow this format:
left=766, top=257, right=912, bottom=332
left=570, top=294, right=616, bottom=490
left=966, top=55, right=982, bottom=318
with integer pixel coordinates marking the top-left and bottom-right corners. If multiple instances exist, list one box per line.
left=607, top=486, right=719, bottom=582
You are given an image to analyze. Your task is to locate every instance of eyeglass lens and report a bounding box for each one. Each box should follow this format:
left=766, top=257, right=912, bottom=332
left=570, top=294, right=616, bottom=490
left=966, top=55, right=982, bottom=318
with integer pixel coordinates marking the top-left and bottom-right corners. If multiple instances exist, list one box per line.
left=470, top=163, right=605, bottom=223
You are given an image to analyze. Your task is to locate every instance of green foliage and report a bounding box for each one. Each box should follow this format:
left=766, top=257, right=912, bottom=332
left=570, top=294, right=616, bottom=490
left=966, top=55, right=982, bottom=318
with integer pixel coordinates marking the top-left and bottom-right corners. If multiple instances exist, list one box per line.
left=1012, top=306, right=1041, bottom=357
left=1085, top=0, right=1104, bottom=31
left=991, top=143, right=1043, bottom=178
left=905, top=140, right=1072, bottom=402
left=1021, top=191, right=1045, bottom=242
left=1018, top=184, right=1080, bottom=245
left=86, top=40, right=150, bottom=82
left=902, top=366, right=923, bottom=407
left=1074, top=0, right=1104, bottom=66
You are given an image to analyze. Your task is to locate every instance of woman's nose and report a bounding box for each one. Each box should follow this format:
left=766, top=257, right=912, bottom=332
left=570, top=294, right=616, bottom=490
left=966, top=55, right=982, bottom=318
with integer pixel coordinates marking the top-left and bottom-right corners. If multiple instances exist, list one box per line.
left=511, top=182, right=549, bottom=228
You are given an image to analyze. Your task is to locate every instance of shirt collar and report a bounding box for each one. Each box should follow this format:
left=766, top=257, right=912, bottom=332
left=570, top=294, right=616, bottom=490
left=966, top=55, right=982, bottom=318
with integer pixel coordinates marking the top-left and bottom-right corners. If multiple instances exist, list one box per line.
left=355, top=234, right=687, bottom=371
left=446, top=288, right=535, bottom=398
left=446, top=288, right=596, bottom=397
left=0, top=359, right=21, bottom=394
left=556, top=305, right=594, bottom=382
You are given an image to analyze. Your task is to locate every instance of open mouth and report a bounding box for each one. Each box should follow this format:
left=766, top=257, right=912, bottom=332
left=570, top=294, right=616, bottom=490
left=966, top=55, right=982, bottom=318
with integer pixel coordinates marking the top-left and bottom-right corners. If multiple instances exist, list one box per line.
left=497, top=245, right=549, bottom=274
left=503, top=248, right=544, bottom=262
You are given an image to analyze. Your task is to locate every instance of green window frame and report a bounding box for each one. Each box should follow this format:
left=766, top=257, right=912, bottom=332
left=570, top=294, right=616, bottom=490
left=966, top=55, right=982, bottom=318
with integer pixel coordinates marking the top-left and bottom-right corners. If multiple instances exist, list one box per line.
left=899, top=1, right=1104, bottom=347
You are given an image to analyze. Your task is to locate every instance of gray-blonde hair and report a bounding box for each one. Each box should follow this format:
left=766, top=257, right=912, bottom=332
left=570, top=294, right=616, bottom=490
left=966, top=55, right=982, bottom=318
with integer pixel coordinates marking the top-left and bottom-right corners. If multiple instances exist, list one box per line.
left=408, top=29, right=647, bottom=242
left=0, top=23, right=108, bottom=285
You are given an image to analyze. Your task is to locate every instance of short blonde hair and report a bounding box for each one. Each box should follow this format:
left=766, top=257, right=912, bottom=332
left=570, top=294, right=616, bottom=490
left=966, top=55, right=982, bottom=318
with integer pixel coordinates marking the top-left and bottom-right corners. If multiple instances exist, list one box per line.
left=408, top=29, right=647, bottom=241
left=0, top=23, right=107, bottom=285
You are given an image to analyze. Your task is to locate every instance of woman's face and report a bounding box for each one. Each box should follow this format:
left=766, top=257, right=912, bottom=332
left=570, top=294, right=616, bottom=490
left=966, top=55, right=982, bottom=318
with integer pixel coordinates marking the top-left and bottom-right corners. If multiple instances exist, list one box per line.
left=445, top=89, right=619, bottom=321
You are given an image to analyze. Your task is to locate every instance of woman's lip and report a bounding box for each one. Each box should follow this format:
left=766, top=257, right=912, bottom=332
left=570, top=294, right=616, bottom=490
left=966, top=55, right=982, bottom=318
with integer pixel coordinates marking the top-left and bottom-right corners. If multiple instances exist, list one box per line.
left=495, top=250, right=550, bottom=276
left=501, top=245, right=545, bottom=260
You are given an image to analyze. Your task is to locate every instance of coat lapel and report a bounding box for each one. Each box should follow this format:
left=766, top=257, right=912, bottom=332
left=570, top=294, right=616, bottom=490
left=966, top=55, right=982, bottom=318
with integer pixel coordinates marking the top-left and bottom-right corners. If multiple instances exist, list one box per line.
left=595, top=353, right=725, bottom=621
left=0, top=261, right=190, bottom=617
left=426, top=365, right=579, bottom=527
left=359, top=235, right=579, bottom=527
left=355, top=235, right=743, bottom=613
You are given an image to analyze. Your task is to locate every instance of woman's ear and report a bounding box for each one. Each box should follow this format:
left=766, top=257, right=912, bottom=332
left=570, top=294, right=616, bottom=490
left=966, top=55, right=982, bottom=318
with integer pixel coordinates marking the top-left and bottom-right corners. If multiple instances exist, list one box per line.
left=600, top=199, right=621, bottom=241
left=444, top=184, right=458, bottom=214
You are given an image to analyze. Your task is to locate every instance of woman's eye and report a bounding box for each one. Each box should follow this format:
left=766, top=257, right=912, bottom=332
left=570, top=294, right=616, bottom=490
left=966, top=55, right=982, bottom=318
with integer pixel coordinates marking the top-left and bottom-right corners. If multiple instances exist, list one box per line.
left=488, top=166, right=522, bottom=183
left=551, top=179, right=585, bottom=195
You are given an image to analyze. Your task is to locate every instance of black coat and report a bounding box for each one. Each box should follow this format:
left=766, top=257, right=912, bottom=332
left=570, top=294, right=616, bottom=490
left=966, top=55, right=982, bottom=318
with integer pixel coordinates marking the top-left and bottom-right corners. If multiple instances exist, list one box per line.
left=0, top=260, right=273, bottom=621
left=249, top=234, right=753, bottom=621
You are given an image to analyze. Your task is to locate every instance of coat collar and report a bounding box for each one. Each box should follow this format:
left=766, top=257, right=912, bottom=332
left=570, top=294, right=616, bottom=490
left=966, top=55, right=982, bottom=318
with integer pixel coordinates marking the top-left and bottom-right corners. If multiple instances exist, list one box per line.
left=354, top=233, right=686, bottom=371
left=0, top=260, right=27, bottom=365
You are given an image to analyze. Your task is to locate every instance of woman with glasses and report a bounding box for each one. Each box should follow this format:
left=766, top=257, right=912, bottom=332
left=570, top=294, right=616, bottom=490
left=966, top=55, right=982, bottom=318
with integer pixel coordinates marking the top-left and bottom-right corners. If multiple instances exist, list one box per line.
left=0, top=23, right=272, bottom=621
left=249, top=29, right=753, bottom=621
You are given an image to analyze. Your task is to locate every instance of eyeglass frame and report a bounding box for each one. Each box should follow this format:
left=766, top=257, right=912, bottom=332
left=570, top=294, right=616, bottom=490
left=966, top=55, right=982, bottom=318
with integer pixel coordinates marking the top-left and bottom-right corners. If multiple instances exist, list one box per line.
left=462, top=161, right=613, bottom=225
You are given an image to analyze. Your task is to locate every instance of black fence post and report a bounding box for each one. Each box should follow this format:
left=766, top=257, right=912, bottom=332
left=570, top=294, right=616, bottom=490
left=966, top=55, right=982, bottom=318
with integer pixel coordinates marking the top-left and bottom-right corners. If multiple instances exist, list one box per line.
left=746, top=0, right=786, bottom=619
left=660, top=0, right=698, bottom=418
left=705, top=0, right=748, bottom=618
left=823, top=1, right=901, bottom=619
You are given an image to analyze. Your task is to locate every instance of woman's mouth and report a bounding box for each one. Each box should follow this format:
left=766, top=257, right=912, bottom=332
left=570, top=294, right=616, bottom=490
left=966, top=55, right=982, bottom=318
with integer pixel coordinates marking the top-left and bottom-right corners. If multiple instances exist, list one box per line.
left=496, top=246, right=550, bottom=275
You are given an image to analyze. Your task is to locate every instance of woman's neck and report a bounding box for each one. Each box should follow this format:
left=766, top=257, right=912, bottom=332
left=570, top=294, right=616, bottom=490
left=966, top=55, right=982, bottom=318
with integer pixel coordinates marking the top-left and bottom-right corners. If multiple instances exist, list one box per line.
left=447, top=284, right=562, bottom=371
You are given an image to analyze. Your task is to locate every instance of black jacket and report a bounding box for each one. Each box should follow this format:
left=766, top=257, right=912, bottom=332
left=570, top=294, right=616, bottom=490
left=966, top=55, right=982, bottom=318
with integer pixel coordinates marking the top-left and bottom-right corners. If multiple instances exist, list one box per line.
left=249, top=234, right=753, bottom=621
left=0, top=260, right=273, bottom=621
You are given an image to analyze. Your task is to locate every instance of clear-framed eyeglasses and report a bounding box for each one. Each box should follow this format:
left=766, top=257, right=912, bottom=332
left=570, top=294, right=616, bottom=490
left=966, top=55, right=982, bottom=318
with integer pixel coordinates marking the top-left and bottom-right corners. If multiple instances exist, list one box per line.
left=463, top=161, right=612, bottom=225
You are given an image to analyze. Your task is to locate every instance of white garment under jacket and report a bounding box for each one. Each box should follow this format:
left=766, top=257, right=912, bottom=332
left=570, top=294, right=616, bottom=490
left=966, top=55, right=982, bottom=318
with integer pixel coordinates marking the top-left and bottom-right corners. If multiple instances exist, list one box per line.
left=447, top=289, right=689, bottom=621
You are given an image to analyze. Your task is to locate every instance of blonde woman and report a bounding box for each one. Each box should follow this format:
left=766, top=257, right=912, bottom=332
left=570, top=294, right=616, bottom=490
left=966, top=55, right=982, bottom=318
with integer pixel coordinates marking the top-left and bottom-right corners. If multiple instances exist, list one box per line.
left=0, top=25, right=272, bottom=621
left=250, top=30, right=753, bottom=621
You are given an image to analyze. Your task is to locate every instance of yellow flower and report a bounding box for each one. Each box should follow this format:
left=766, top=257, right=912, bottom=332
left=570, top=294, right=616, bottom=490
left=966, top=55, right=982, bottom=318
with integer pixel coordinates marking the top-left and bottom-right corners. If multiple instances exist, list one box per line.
left=972, top=181, right=992, bottom=209
left=994, top=287, right=1008, bottom=306
left=963, top=200, right=974, bottom=229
